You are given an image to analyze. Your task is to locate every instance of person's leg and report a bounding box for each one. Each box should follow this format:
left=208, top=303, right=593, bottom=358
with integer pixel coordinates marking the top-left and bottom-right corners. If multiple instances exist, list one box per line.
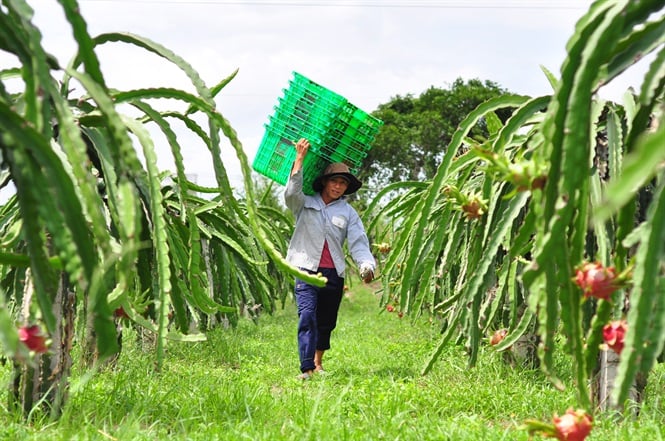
left=315, top=268, right=344, bottom=371
left=314, top=349, right=324, bottom=372
left=295, top=277, right=318, bottom=375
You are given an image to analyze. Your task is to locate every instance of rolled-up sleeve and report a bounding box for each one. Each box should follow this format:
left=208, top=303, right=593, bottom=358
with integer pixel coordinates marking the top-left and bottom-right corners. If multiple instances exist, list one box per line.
left=285, top=169, right=305, bottom=214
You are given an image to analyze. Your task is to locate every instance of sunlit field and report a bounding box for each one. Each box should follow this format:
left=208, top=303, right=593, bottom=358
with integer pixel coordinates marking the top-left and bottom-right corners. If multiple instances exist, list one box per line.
left=1, top=280, right=664, bottom=440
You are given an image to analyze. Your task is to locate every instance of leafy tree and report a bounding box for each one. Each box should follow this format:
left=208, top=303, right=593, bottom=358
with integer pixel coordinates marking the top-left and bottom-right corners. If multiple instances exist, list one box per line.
left=360, top=78, right=510, bottom=194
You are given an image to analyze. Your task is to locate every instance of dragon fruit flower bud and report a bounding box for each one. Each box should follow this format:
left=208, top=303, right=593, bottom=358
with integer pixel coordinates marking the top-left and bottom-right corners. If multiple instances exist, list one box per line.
left=462, top=198, right=484, bottom=219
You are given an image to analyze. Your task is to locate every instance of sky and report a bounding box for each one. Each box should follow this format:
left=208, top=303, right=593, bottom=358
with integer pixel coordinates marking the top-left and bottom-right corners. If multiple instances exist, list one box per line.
left=2, top=0, right=654, bottom=193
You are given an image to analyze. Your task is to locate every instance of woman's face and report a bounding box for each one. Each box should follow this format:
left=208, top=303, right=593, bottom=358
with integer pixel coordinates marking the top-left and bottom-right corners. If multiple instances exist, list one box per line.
left=321, top=176, right=349, bottom=203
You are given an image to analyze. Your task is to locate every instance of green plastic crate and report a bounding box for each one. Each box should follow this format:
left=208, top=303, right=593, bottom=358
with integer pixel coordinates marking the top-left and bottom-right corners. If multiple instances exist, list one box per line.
left=252, top=127, right=331, bottom=195
left=319, top=137, right=368, bottom=167
left=288, top=72, right=348, bottom=108
left=268, top=107, right=334, bottom=140
left=252, top=129, right=296, bottom=186
left=253, top=72, right=382, bottom=192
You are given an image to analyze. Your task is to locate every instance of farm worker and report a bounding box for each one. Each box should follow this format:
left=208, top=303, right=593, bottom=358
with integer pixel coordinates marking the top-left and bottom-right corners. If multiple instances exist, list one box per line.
left=285, top=138, right=376, bottom=380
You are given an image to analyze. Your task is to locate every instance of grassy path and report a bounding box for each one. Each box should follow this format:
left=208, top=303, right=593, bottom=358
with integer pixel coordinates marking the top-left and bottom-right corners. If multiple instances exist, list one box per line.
left=2, top=281, right=665, bottom=440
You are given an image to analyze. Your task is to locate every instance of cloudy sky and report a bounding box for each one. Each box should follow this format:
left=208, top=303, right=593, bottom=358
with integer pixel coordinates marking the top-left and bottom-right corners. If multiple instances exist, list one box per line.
left=4, top=0, right=652, bottom=192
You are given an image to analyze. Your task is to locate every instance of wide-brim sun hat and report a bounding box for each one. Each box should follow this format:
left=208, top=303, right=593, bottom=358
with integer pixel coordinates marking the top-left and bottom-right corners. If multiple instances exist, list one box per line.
left=312, top=162, right=362, bottom=195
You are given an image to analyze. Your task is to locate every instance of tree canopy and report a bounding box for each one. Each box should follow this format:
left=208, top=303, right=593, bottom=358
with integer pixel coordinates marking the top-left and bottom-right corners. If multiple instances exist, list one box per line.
left=359, top=78, right=511, bottom=195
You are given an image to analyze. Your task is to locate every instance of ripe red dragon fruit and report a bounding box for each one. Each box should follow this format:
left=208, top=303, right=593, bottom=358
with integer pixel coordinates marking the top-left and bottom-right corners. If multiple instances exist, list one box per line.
left=114, top=306, right=129, bottom=319
left=603, top=320, right=628, bottom=355
left=522, top=408, right=593, bottom=440
left=18, top=324, right=48, bottom=354
left=552, top=408, right=593, bottom=441
left=574, top=261, right=619, bottom=300
left=490, top=328, right=508, bottom=346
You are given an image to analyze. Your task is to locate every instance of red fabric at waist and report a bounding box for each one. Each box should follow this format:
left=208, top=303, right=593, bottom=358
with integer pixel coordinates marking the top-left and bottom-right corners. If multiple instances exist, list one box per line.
left=318, top=240, right=335, bottom=268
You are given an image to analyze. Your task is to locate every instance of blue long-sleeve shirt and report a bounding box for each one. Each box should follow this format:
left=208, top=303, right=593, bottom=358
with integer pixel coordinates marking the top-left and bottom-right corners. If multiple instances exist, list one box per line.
left=284, top=169, right=375, bottom=278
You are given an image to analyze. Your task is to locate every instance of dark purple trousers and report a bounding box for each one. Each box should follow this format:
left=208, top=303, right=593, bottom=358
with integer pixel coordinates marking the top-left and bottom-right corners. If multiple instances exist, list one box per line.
left=295, top=267, right=344, bottom=373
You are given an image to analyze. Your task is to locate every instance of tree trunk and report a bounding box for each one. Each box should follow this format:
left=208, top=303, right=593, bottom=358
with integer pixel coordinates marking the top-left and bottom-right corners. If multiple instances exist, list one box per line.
left=593, top=349, right=648, bottom=416
left=594, top=115, right=660, bottom=416
left=10, top=272, right=76, bottom=419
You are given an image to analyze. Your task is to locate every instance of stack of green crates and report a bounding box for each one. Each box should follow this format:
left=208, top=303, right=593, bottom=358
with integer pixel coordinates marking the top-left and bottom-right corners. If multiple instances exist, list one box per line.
left=252, top=72, right=383, bottom=195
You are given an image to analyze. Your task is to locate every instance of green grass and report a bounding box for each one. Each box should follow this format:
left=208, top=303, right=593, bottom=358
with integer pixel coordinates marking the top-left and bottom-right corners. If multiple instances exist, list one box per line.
left=1, top=282, right=664, bottom=440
